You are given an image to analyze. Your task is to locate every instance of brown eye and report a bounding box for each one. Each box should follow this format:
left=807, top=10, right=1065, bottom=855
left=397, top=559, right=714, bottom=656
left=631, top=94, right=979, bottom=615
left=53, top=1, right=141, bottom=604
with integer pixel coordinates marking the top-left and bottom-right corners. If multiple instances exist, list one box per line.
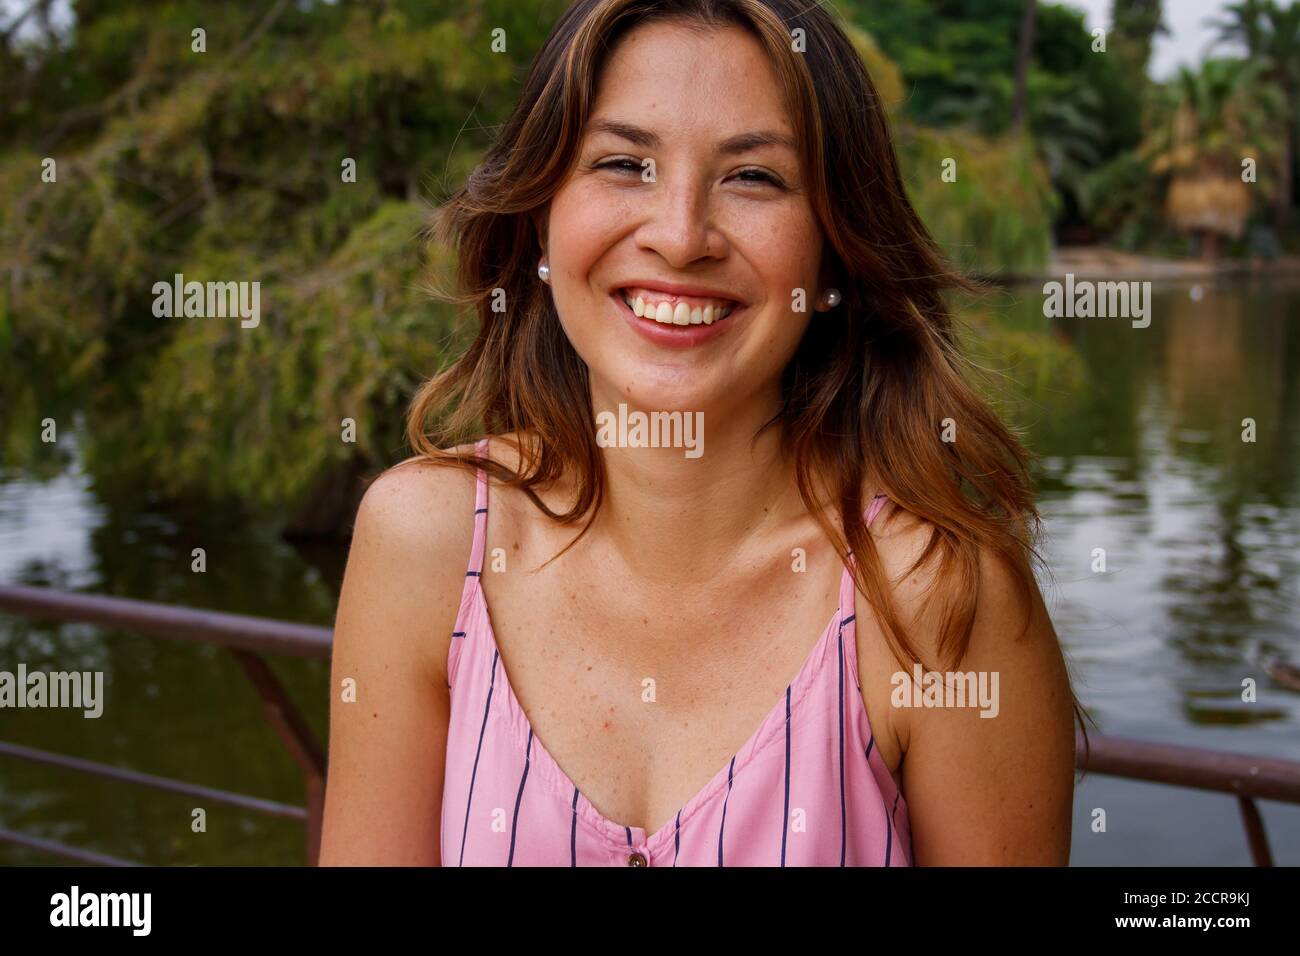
left=594, top=157, right=643, bottom=175
left=732, top=167, right=784, bottom=187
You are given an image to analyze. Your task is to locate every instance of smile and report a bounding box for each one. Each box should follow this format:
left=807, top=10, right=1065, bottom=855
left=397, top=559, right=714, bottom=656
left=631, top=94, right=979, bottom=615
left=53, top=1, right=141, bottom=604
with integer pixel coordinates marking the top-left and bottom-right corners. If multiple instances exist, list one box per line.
left=619, top=287, right=740, bottom=326
left=609, top=282, right=748, bottom=349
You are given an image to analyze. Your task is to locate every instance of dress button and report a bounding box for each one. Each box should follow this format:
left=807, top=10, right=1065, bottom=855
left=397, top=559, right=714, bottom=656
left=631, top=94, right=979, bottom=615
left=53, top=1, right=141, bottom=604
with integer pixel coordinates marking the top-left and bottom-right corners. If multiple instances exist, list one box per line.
left=627, top=851, right=647, bottom=867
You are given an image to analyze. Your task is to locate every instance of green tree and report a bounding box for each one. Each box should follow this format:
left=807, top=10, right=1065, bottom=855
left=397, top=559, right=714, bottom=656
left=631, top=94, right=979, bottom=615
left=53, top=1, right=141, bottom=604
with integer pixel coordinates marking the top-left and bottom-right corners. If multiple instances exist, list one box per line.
left=0, top=0, right=568, bottom=532
left=1142, top=58, right=1284, bottom=257
left=1110, top=0, right=1166, bottom=87
left=1209, top=0, right=1300, bottom=231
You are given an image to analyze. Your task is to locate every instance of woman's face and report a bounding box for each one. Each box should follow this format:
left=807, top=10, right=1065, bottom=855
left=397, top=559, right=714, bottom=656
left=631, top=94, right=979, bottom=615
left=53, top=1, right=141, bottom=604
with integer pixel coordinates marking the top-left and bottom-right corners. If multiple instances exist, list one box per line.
left=544, top=21, right=827, bottom=423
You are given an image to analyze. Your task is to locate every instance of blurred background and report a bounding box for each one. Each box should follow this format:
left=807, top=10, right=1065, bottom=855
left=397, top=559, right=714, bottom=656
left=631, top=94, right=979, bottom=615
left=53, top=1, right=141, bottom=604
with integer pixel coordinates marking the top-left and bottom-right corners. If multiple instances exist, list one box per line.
left=0, top=0, right=1297, bottom=866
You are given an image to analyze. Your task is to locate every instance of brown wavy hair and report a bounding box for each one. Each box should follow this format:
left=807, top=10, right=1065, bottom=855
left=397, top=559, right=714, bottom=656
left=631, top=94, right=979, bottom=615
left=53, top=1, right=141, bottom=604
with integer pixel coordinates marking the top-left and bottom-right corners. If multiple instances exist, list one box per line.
left=405, top=0, right=1089, bottom=744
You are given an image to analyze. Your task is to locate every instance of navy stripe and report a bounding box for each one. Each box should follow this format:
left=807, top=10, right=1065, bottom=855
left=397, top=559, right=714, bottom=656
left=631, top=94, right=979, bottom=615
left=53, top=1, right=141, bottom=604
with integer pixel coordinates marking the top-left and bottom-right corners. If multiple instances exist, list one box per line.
left=673, top=810, right=681, bottom=867
left=885, top=804, right=893, bottom=867
left=474, top=507, right=488, bottom=514
left=717, top=756, right=736, bottom=866
left=864, top=734, right=875, bottom=761
left=872, top=492, right=886, bottom=499
left=570, top=787, right=579, bottom=867
left=458, top=649, right=499, bottom=866
left=451, top=630, right=466, bottom=638
left=885, top=792, right=901, bottom=866
left=465, top=569, right=481, bottom=577
left=780, top=685, right=791, bottom=867
left=837, top=629, right=847, bottom=866
left=841, top=614, right=855, bottom=626
left=506, top=728, right=533, bottom=866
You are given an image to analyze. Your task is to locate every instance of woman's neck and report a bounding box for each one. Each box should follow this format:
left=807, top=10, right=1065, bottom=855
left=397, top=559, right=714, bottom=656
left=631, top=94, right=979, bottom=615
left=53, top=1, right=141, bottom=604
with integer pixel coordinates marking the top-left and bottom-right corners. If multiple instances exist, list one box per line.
left=588, top=400, right=806, bottom=586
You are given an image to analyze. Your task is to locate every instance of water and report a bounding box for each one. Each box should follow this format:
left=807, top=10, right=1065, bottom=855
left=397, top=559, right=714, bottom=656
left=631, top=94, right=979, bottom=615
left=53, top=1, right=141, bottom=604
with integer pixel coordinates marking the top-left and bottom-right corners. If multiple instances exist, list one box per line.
left=1, top=279, right=1297, bottom=865
left=1015, top=279, right=1300, bottom=865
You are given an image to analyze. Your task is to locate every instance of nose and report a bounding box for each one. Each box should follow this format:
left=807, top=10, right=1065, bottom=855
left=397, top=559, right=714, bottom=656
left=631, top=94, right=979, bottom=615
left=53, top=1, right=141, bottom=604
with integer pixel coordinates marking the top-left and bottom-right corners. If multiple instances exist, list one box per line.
left=634, top=169, right=725, bottom=268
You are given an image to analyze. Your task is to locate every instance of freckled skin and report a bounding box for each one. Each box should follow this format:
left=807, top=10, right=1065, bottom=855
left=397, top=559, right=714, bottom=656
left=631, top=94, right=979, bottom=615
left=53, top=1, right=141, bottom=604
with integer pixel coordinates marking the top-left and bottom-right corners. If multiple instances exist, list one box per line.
left=544, top=22, right=827, bottom=425
left=321, top=19, right=1075, bottom=869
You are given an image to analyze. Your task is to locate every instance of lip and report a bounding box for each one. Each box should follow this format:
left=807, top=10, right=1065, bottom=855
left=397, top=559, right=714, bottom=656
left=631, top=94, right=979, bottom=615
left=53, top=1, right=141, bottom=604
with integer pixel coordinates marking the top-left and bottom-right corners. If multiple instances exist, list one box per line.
left=616, top=279, right=746, bottom=302
left=611, top=289, right=745, bottom=349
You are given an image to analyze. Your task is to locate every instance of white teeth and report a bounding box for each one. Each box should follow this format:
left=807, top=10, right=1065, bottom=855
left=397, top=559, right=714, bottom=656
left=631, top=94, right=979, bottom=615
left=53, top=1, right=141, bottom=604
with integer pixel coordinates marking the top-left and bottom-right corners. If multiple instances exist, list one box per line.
left=622, top=290, right=737, bottom=325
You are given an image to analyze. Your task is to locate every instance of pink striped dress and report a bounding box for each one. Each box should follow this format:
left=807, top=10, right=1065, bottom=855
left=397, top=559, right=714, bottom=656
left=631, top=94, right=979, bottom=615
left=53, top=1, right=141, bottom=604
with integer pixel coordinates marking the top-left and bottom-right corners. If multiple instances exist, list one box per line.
left=441, top=441, right=912, bottom=866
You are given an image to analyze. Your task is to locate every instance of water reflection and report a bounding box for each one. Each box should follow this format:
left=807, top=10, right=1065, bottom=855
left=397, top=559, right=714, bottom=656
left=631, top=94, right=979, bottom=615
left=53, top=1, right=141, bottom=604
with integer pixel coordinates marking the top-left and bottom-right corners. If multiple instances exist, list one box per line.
left=1, top=278, right=1297, bottom=864
left=995, top=279, right=1300, bottom=864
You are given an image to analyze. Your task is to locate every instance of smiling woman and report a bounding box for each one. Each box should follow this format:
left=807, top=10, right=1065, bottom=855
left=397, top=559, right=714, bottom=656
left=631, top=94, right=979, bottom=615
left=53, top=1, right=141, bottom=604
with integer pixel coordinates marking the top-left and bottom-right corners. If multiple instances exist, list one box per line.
left=318, top=0, right=1082, bottom=868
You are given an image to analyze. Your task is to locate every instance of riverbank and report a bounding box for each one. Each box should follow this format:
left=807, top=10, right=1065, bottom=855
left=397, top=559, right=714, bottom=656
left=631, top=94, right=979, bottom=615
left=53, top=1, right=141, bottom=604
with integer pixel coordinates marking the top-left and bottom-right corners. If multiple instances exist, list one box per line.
left=1023, top=246, right=1300, bottom=282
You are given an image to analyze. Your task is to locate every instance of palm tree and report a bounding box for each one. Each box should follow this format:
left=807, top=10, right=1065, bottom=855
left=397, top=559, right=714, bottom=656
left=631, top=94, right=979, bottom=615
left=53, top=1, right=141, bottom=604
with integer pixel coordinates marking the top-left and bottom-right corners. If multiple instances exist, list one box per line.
left=1111, top=0, right=1167, bottom=87
left=1011, top=0, right=1037, bottom=130
left=1209, top=0, right=1300, bottom=232
left=1142, top=58, right=1283, bottom=258
left=1207, top=0, right=1273, bottom=53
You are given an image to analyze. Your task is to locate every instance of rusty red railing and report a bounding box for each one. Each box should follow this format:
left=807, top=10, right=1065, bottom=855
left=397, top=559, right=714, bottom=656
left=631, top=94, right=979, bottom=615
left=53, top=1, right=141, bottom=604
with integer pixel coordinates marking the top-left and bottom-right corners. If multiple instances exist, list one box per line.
left=1, top=582, right=1298, bottom=866
left=0, top=584, right=328, bottom=865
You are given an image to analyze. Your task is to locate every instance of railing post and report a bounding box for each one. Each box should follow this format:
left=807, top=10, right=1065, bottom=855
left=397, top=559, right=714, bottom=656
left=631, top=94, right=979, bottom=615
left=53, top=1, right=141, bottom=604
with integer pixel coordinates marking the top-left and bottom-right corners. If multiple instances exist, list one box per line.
left=305, top=772, right=326, bottom=866
left=1237, top=796, right=1273, bottom=867
left=228, top=649, right=327, bottom=866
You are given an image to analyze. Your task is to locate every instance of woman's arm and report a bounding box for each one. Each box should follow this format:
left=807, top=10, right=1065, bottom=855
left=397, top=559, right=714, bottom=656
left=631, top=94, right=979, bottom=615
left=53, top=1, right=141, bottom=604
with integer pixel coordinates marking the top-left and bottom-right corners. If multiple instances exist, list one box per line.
left=891, top=528, right=1077, bottom=865
left=318, top=461, right=476, bottom=866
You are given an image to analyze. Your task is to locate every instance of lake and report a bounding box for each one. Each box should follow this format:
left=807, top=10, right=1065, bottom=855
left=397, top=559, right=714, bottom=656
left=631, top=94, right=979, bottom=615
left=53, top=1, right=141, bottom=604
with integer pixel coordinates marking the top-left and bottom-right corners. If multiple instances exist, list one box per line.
left=2, top=278, right=1298, bottom=865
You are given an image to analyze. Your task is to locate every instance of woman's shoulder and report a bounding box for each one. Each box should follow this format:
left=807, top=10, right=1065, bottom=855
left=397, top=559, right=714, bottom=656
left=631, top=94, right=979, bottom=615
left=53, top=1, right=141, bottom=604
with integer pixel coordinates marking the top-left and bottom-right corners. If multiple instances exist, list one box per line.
left=352, top=432, right=540, bottom=582
left=360, top=443, right=482, bottom=554
left=860, top=502, right=1075, bottom=864
left=857, top=499, right=1066, bottom=772
left=339, top=444, right=484, bottom=682
left=863, top=499, right=1045, bottom=666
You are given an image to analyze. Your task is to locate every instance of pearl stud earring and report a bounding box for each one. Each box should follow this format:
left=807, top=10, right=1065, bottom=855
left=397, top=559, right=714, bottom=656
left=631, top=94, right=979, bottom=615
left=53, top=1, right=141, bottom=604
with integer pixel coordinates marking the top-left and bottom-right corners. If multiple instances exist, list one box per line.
left=537, top=261, right=550, bottom=283
left=821, top=287, right=841, bottom=308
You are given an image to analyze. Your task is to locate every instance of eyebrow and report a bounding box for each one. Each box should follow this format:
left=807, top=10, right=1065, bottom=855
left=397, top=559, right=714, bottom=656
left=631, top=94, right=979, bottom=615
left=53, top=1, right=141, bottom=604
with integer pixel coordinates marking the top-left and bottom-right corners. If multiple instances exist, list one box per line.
left=585, top=119, right=795, bottom=155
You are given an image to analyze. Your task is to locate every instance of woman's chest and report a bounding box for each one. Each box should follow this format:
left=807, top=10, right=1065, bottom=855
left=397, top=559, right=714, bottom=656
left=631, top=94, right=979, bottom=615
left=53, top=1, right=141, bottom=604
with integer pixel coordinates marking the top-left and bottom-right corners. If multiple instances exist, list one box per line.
left=474, top=552, right=898, bottom=835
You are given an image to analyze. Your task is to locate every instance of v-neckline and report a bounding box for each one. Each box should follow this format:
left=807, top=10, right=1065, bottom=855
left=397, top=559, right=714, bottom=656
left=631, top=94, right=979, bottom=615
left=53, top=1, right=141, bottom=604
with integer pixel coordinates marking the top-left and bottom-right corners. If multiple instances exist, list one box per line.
left=470, top=571, right=854, bottom=854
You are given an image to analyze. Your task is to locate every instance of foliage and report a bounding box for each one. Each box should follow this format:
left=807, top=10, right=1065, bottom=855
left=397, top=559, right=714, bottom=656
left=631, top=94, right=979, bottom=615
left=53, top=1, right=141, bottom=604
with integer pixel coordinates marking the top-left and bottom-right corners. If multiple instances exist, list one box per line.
left=843, top=0, right=1124, bottom=210
left=1077, top=149, right=1162, bottom=249
left=0, top=0, right=1136, bottom=530
left=1141, top=58, right=1285, bottom=240
left=0, top=0, right=567, bottom=519
left=899, top=127, right=1057, bottom=276
left=1144, top=59, right=1282, bottom=178
left=1207, top=0, right=1300, bottom=230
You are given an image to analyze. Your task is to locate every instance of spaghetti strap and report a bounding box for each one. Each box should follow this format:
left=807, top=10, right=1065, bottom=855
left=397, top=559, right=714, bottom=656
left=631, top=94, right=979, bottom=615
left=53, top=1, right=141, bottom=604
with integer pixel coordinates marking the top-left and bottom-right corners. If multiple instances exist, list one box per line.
left=841, top=492, right=891, bottom=611
left=447, top=438, right=492, bottom=687
left=465, top=437, right=490, bottom=578
left=440, top=473, right=912, bottom=865
left=866, top=492, right=889, bottom=527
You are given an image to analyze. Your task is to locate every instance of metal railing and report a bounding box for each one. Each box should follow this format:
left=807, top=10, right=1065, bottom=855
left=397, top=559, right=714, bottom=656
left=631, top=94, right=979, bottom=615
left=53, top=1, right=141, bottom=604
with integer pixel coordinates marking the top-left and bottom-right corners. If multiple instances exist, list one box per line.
left=2, top=582, right=1298, bottom=866
left=0, top=584, right=328, bottom=866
